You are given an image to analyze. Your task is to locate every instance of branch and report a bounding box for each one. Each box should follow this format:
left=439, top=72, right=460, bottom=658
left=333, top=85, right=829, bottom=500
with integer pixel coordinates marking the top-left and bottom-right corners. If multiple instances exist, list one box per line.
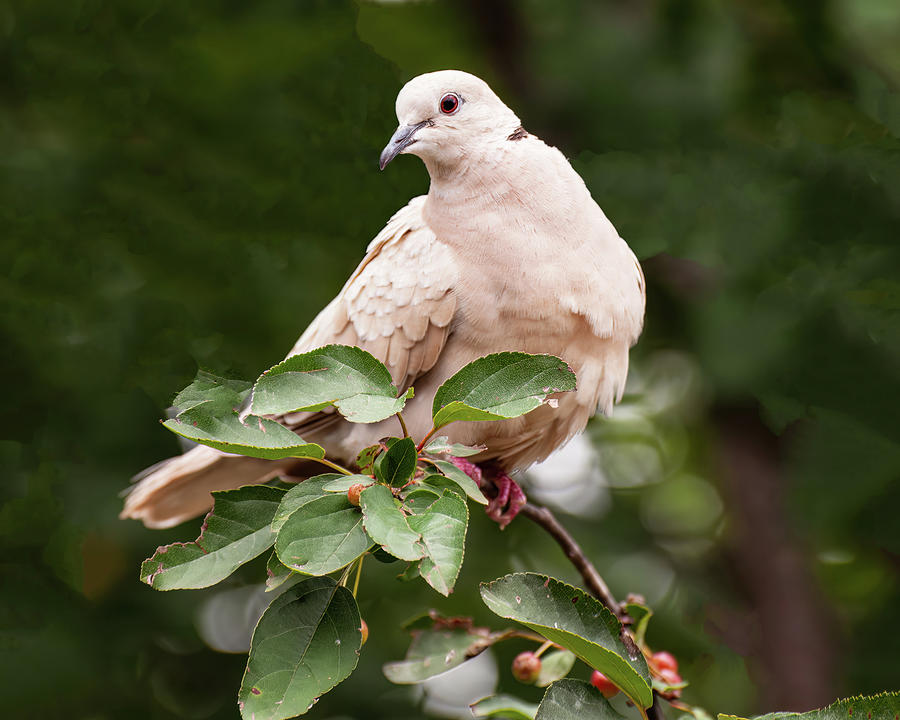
left=521, top=501, right=668, bottom=719
left=647, top=695, right=667, bottom=720
left=520, top=502, right=621, bottom=617
left=311, top=456, right=353, bottom=476
left=395, top=411, right=410, bottom=439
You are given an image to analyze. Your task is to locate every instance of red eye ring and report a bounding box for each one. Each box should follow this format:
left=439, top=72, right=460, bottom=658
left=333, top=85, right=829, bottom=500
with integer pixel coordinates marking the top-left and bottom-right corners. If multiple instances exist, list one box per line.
left=439, top=93, right=460, bottom=115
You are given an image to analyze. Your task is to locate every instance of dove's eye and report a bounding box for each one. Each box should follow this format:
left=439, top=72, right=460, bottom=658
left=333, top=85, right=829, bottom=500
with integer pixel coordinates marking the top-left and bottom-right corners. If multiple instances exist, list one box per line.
left=439, top=93, right=460, bottom=115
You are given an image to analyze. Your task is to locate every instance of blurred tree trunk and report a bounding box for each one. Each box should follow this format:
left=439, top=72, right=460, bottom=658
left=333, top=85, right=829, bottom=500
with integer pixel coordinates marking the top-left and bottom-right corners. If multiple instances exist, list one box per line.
left=453, top=0, right=530, bottom=101
left=716, top=407, right=837, bottom=710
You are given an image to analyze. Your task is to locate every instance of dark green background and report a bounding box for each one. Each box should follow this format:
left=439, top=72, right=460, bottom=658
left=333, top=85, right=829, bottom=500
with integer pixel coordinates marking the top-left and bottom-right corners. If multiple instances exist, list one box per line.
left=1, top=1, right=898, bottom=718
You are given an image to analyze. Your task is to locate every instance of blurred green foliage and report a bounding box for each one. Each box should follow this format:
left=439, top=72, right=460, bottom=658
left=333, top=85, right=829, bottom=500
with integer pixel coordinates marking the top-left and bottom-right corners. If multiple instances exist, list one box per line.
left=1, top=0, right=897, bottom=718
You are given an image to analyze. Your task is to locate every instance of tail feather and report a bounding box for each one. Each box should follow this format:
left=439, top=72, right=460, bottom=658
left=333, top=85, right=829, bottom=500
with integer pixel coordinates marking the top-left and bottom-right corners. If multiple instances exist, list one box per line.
left=120, top=445, right=287, bottom=529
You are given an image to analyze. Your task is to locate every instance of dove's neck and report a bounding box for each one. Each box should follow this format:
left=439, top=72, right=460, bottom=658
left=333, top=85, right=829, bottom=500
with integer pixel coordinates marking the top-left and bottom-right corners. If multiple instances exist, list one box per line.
left=423, top=135, right=516, bottom=195
left=422, top=136, right=589, bottom=254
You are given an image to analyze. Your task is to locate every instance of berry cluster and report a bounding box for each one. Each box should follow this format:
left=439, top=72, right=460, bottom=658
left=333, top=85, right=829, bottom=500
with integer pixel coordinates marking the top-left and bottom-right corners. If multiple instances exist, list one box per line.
left=589, top=649, right=682, bottom=700
left=510, top=646, right=683, bottom=701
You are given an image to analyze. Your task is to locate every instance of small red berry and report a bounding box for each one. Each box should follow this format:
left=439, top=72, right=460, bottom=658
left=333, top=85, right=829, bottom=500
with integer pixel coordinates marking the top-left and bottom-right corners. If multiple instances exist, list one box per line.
left=360, top=619, right=369, bottom=645
left=659, top=667, right=682, bottom=687
left=652, top=650, right=678, bottom=673
left=347, top=483, right=367, bottom=507
left=590, top=670, right=619, bottom=698
left=658, top=667, right=683, bottom=698
left=511, top=651, right=542, bottom=684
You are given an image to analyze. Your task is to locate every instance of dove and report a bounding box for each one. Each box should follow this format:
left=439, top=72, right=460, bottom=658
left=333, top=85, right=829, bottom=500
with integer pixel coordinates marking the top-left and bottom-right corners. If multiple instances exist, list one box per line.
left=121, top=70, right=645, bottom=529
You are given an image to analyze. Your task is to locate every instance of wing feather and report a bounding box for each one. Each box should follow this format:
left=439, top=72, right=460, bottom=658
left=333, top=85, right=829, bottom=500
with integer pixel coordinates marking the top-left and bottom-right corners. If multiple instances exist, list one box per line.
left=289, top=196, right=458, bottom=393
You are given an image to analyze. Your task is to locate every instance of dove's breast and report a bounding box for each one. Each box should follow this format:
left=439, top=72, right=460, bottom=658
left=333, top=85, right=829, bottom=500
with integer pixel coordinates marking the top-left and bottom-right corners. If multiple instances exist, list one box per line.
left=410, top=141, right=645, bottom=469
left=310, top=140, right=645, bottom=471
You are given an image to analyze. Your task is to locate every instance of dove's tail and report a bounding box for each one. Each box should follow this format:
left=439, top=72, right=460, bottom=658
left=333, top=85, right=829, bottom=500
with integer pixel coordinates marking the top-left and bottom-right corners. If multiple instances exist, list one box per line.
left=120, top=445, right=289, bottom=529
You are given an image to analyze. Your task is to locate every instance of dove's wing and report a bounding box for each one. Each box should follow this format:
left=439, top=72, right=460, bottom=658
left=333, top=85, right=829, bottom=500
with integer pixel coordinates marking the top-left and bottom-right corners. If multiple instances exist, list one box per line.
left=121, top=197, right=457, bottom=528
left=281, top=196, right=457, bottom=429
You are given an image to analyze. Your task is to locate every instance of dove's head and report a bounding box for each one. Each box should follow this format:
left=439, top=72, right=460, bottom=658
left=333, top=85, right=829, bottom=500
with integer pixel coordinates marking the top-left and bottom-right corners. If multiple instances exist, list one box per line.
left=379, top=70, right=521, bottom=173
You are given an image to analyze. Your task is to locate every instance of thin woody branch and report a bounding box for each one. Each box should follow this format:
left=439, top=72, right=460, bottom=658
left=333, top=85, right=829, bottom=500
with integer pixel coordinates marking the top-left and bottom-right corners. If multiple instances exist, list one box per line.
left=520, top=500, right=668, bottom=720
left=519, top=502, right=622, bottom=616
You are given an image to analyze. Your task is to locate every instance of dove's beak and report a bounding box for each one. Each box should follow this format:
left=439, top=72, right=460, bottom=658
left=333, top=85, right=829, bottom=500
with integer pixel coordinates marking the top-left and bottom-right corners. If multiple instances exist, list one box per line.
left=380, top=121, right=429, bottom=170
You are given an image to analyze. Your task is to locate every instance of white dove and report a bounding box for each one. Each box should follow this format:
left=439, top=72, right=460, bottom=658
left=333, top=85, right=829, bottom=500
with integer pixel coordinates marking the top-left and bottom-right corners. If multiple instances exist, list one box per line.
left=122, top=70, right=645, bottom=529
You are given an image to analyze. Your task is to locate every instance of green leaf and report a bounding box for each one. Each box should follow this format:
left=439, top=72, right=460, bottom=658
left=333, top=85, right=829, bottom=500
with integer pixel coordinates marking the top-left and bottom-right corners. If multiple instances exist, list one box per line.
left=431, top=352, right=576, bottom=429
left=400, top=611, right=441, bottom=631
left=322, top=474, right=373, bottom=492
left=265, top=551, right=293, bottom=592
left=682, top=708, right=715, bottom=720
left=622, top=601, right=652, bottom=647
left=397, top=561, right=421, bottom=582
left=383, top=626, right=492, bottom=684
left=375, top=436, right=417, bottom=486
left=163, top=372, right=326, bottom=460
left=652, top=674, right=689, bottom=693
left=172, top=370, right=251, bottom=415
left=163, top=411, right=325, bottom=461
left=718, top=692, right=900, bottom=720
left=140, top=486, right=285, bottom=590
left=471, top=694, right=539, bottom=719
left=402, top=488, right=442, bottom=514
left=424, top=436, right=486, bottom=458
left=534, top=679, right=621, bottom=720
left=407, top=490, right=468, bottom=596
left=275, top=494, right=372, bottom=575
left=271, top=475, right=339, bottom=532
left=249, top=344, right=411, bottom=423
left=430, top=459, right=489, bottom=505
left=535, top=649, right=576, bottom=688
left=371, top=438, right=396, bottom=482
left=360, top=484, right=424, bottom=561
left=683, top=708, right=716, bottom=720
left=418, top=473, right=468, bottom=500
left=372, top=546, right=400, bottom=564
left=239, top=576, right=361, bottom=719
left=356, top=444, right=382, bottom=473
left=480, top=573, right=652, bottom=709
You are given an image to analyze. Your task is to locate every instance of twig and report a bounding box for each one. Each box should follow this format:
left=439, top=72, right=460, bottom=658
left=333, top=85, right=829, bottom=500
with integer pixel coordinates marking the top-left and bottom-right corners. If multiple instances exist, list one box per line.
left=490, top=628, right=560, bottom=646
left=534, top=639, right=554, bottom=658
left=352, top=554, right=365, bottom=598
left=416, top=425, right=439, bottom=452
left=520, top=502, right=621, bottom=617
left=647, top=695, right=667, bottom=720
left=312, top=457, right=353, bottom=476
left=520, top=500, right=667, bottom=716
left=395, top=412, right=410, bottom=439
left=338, top=562, right=354, bottom=587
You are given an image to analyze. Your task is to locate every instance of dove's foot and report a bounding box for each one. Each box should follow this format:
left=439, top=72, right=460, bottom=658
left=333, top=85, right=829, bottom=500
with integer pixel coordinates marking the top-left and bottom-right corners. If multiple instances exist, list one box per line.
left=447, top=457, right=526, bottom=529
left=447, top=456, right=483, bottom=486
left=485, top=469, right=527, bottom=529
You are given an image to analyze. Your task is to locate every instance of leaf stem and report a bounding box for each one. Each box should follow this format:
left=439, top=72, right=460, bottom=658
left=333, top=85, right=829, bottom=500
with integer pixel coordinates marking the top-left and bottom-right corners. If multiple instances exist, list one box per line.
left=489, top=628, right=560, bottom=647
left=338, top=562, right=354, bottom=587
left=416, top=426, right=439, bottom=452
left=352, top=554, right=365, bottom=598
left=312, top=457, right=353, bottom=476
left=534, top=640, right=553, bottom=658
left=395, top=412, right=410, bottom=439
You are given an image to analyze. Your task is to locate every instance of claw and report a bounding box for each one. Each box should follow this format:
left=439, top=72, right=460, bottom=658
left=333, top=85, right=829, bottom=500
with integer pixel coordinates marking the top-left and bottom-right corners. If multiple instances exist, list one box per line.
left=487, top=471, right=526, bottom=529
left=447, top=457, right=526, bottom=529
left=447, top=456, right=483, bottom=486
